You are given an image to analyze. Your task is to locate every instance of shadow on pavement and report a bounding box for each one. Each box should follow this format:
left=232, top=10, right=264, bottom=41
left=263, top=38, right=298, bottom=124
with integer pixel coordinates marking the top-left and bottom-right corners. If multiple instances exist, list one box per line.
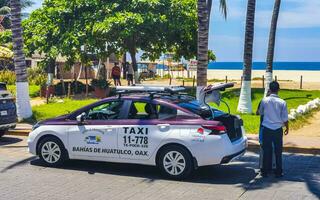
left=0, top=156, right=37, bottom=173
left=240, top=153, right=320, bottom=198
left=0, top=136, right=23, bottom=146
left=30, top=154, right=258, bottom=186
left=28, top=152, right=319, bottom=198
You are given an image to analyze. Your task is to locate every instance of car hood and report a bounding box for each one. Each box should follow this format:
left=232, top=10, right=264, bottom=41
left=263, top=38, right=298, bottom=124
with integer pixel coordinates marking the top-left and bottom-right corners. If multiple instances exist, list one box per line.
left=39, top=114, right=70, bottom=125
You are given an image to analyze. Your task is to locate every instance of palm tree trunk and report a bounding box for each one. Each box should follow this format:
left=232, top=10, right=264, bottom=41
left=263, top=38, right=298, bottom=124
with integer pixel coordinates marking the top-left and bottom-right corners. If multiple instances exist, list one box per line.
left=237, top=0, right=256, bottom=113
left=264, top=0, right=281, bottom=96
left=10, top=0, right=32, bottom=119
left=85, top=65, right=88, bottom=97
left=129, top=49, right=139, bottom=84
left=196, top=0, right=209, bottom=98
left=122, top=53, right=127, bottom=79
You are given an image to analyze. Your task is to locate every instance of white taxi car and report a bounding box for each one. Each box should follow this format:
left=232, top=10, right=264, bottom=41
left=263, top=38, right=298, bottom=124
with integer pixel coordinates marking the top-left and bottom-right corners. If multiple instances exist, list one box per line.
left=28, top=84, right=247, bottom=179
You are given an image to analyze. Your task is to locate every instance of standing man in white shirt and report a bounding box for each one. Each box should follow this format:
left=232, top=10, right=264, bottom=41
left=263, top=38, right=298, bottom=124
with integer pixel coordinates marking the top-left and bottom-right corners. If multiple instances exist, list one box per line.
left=259, top=81, right=289, bottom=178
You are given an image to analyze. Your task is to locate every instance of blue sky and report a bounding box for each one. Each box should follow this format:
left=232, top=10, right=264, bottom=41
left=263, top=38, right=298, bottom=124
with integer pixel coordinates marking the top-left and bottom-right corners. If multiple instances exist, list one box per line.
left=27, top=0, right=320, bottom=62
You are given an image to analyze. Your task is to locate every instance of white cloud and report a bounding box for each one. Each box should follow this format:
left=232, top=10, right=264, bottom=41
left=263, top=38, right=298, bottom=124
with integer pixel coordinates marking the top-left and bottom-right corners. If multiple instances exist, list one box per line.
left=256, top=0, right=320, bottom=28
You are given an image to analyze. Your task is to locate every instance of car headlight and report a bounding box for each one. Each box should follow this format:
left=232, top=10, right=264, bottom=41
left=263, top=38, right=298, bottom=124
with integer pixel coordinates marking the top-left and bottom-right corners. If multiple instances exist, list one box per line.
left=32, top=122, right=41, bottom=131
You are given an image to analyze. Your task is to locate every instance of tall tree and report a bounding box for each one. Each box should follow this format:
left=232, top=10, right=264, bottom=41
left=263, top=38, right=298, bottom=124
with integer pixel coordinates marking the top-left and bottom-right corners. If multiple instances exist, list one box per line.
left=94, top=0, right=198, bottom=83
left=237, top=0, right=256, bottom=113
left=24, top=0, right=198, bottom=84
left=10, top=0, right=32, bottom=119
left=264, top=0, right=281, bottom=96
left=196, top=0, right=227, bottom=98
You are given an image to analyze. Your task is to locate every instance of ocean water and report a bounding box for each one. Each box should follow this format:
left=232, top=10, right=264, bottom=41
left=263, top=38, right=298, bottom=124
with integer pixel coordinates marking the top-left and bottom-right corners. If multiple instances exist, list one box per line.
left=155, top=62, right=320, bottom=71
left=208, top=62, right=320, bottom=71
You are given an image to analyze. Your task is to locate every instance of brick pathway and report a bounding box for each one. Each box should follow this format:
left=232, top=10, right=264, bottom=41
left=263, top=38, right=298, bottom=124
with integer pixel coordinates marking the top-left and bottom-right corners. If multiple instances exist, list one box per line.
left=0, top=136, right=319, bottom=200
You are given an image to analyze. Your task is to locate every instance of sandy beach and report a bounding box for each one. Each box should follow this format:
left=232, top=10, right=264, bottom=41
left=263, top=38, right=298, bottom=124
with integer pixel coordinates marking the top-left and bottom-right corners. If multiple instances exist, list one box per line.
left=158, top=69, right=320, bottom=82
left=151, top=69, right=320, bottom=90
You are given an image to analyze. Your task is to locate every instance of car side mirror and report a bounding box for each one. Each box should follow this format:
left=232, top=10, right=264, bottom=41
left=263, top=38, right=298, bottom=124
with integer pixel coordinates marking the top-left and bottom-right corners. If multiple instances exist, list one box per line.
left=76, top=112, right=86, bottom=124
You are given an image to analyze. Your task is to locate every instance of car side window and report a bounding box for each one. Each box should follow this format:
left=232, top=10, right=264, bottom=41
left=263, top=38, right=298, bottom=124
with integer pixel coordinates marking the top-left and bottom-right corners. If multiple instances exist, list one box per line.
left=128, top=101, right=158, bottom=120
left=157, top=104, right=177, bottom=120
left=127, top=101, right=179, bottom=120
left=85, top=101, right=123, bottom=120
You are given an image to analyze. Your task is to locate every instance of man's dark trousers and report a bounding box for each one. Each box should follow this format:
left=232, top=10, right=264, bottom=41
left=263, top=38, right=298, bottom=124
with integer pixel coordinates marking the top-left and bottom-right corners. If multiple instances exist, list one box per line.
left=261, top=126, right=283, bottom=175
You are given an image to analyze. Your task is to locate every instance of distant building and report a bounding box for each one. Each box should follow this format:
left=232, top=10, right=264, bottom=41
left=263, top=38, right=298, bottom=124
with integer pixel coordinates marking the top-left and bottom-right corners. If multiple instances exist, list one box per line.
left=26, top=52, right=121, bottom=80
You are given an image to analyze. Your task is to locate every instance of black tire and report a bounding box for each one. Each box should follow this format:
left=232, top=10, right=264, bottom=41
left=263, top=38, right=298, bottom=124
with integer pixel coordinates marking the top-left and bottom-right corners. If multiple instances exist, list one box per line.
left=37, top=136, right=68, bottom=167
left=157, top=145, right=193, bottom=180
left=0, top=129, right=7, bottom=137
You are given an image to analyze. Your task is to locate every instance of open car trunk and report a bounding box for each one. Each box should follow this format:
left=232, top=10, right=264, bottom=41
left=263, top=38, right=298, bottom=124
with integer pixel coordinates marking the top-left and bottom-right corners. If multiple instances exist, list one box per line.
left=213, top=114, right=243, bottom=142
left=194, top=107, right=243, bottom=142
left=199, top=83, right=243, bottom=142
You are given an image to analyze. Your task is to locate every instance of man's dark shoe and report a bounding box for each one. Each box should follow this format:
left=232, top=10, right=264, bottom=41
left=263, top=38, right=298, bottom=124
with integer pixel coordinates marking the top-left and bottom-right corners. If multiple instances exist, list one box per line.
left=260, top=172, right=268, bottom=178
left=275, top=173, right=283, bottom=178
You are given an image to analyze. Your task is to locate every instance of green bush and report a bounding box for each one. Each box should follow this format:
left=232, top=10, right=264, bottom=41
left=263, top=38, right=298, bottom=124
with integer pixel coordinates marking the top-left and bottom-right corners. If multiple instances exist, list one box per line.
left=91, top=79, right=111, bottom=89
left=0, top=68, right=47, bottom=86
left=162, top=74, right=171, bottom=79
left=0, top=70, right=16, bottom=84
left=27, top=67, right=47, bottom=86
left=54, top=81, right=93, bottom=96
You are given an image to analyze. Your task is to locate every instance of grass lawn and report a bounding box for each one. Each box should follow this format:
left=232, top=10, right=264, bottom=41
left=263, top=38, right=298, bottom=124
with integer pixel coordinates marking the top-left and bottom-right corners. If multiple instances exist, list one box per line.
left=30, top=88, right=320, bottom=134
left=7, top=85, right=40, bottom=98
left=216, top=88, right=320, bottom=134
left=32, top=98, right=97, bottom=121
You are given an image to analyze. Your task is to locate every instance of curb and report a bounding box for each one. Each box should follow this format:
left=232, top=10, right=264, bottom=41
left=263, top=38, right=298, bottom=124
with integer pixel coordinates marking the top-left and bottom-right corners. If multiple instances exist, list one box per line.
left=5, top=130, right=320, bottom=155
left=247, top=142, right=320, bottom=155
left=6, top=130, right=30, bottom=137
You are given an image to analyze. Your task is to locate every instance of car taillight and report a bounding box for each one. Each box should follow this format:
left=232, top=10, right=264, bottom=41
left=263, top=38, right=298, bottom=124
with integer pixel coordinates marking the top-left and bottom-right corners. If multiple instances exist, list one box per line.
left=202, top=125, right=226, bottom=135
left=197, top=128, right=204, bottom=134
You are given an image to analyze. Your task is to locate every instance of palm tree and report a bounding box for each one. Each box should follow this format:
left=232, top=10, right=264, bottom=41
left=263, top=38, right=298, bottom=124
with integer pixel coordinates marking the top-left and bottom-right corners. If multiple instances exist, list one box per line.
left=264, top=0, right=281, bottom=96
left=196, top=0, right=227, bottom=99
left=10, top=0, right=32, bottom=119
left=237, top=0, right=256, bottom=113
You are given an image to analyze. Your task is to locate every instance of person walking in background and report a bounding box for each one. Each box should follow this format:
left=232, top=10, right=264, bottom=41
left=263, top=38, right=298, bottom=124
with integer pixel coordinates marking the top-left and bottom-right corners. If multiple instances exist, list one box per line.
left=126, top=63, right=134, bottom=86
left=258, top=81, right=289, bottom=178
left=111, top=62, right=121, bottom=86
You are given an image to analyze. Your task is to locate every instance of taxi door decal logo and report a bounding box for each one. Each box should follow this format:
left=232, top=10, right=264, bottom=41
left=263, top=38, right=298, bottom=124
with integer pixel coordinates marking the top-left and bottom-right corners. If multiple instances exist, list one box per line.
left=84, top=136, right=102, bottom=144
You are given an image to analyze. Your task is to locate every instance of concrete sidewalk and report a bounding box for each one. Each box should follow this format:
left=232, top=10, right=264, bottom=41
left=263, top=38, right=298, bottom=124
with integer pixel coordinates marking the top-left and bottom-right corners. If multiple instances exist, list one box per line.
left=6, top=123, right=320, bottom=154
left=247, top=134, right=320, bottom=154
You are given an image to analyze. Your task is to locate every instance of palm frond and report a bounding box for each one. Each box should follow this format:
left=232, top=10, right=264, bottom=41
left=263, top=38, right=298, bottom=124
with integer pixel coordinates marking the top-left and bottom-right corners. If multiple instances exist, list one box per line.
left=21, top=0, right=34, bottom=9
left=219, top=0, right=227, bottom=19
left=0, top=6, right=10, bottom=15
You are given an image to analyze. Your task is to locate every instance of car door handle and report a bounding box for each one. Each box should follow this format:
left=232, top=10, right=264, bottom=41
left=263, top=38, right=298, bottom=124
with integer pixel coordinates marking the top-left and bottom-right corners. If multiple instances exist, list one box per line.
left=157, top=124, right=170, bottom=131
left=105, top=126, right=114, bottom=133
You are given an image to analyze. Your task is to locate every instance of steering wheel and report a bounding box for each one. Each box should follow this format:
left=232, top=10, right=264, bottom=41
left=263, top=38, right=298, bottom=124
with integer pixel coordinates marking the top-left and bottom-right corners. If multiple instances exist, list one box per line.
left=88, top=112, right=109, bottom=120
left=96, top=112, right=109, bottom=120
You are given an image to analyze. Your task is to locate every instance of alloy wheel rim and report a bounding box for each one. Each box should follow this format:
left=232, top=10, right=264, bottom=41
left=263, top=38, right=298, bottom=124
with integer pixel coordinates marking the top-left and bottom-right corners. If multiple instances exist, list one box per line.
left=41, top=141, right=61, bottom=163
left=163, top=151, right=186, bottom=176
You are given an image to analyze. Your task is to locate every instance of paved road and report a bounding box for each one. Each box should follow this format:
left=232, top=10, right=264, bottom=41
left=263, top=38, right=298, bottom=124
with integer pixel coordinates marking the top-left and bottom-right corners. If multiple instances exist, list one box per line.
left=0, top=136, right=319, bottom=200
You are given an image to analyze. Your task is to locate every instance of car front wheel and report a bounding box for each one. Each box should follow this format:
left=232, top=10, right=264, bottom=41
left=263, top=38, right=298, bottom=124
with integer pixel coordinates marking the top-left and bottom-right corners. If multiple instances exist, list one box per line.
left=158, top=145, right=193, bottom=180
left=38, top=137, right=67, bottom=167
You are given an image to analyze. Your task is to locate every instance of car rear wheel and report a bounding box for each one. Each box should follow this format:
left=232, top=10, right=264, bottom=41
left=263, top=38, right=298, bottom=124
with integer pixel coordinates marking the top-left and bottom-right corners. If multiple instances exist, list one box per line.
left=158, top=145, right=193, bottom=180
left=38, top=136, right=67, bottom=167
